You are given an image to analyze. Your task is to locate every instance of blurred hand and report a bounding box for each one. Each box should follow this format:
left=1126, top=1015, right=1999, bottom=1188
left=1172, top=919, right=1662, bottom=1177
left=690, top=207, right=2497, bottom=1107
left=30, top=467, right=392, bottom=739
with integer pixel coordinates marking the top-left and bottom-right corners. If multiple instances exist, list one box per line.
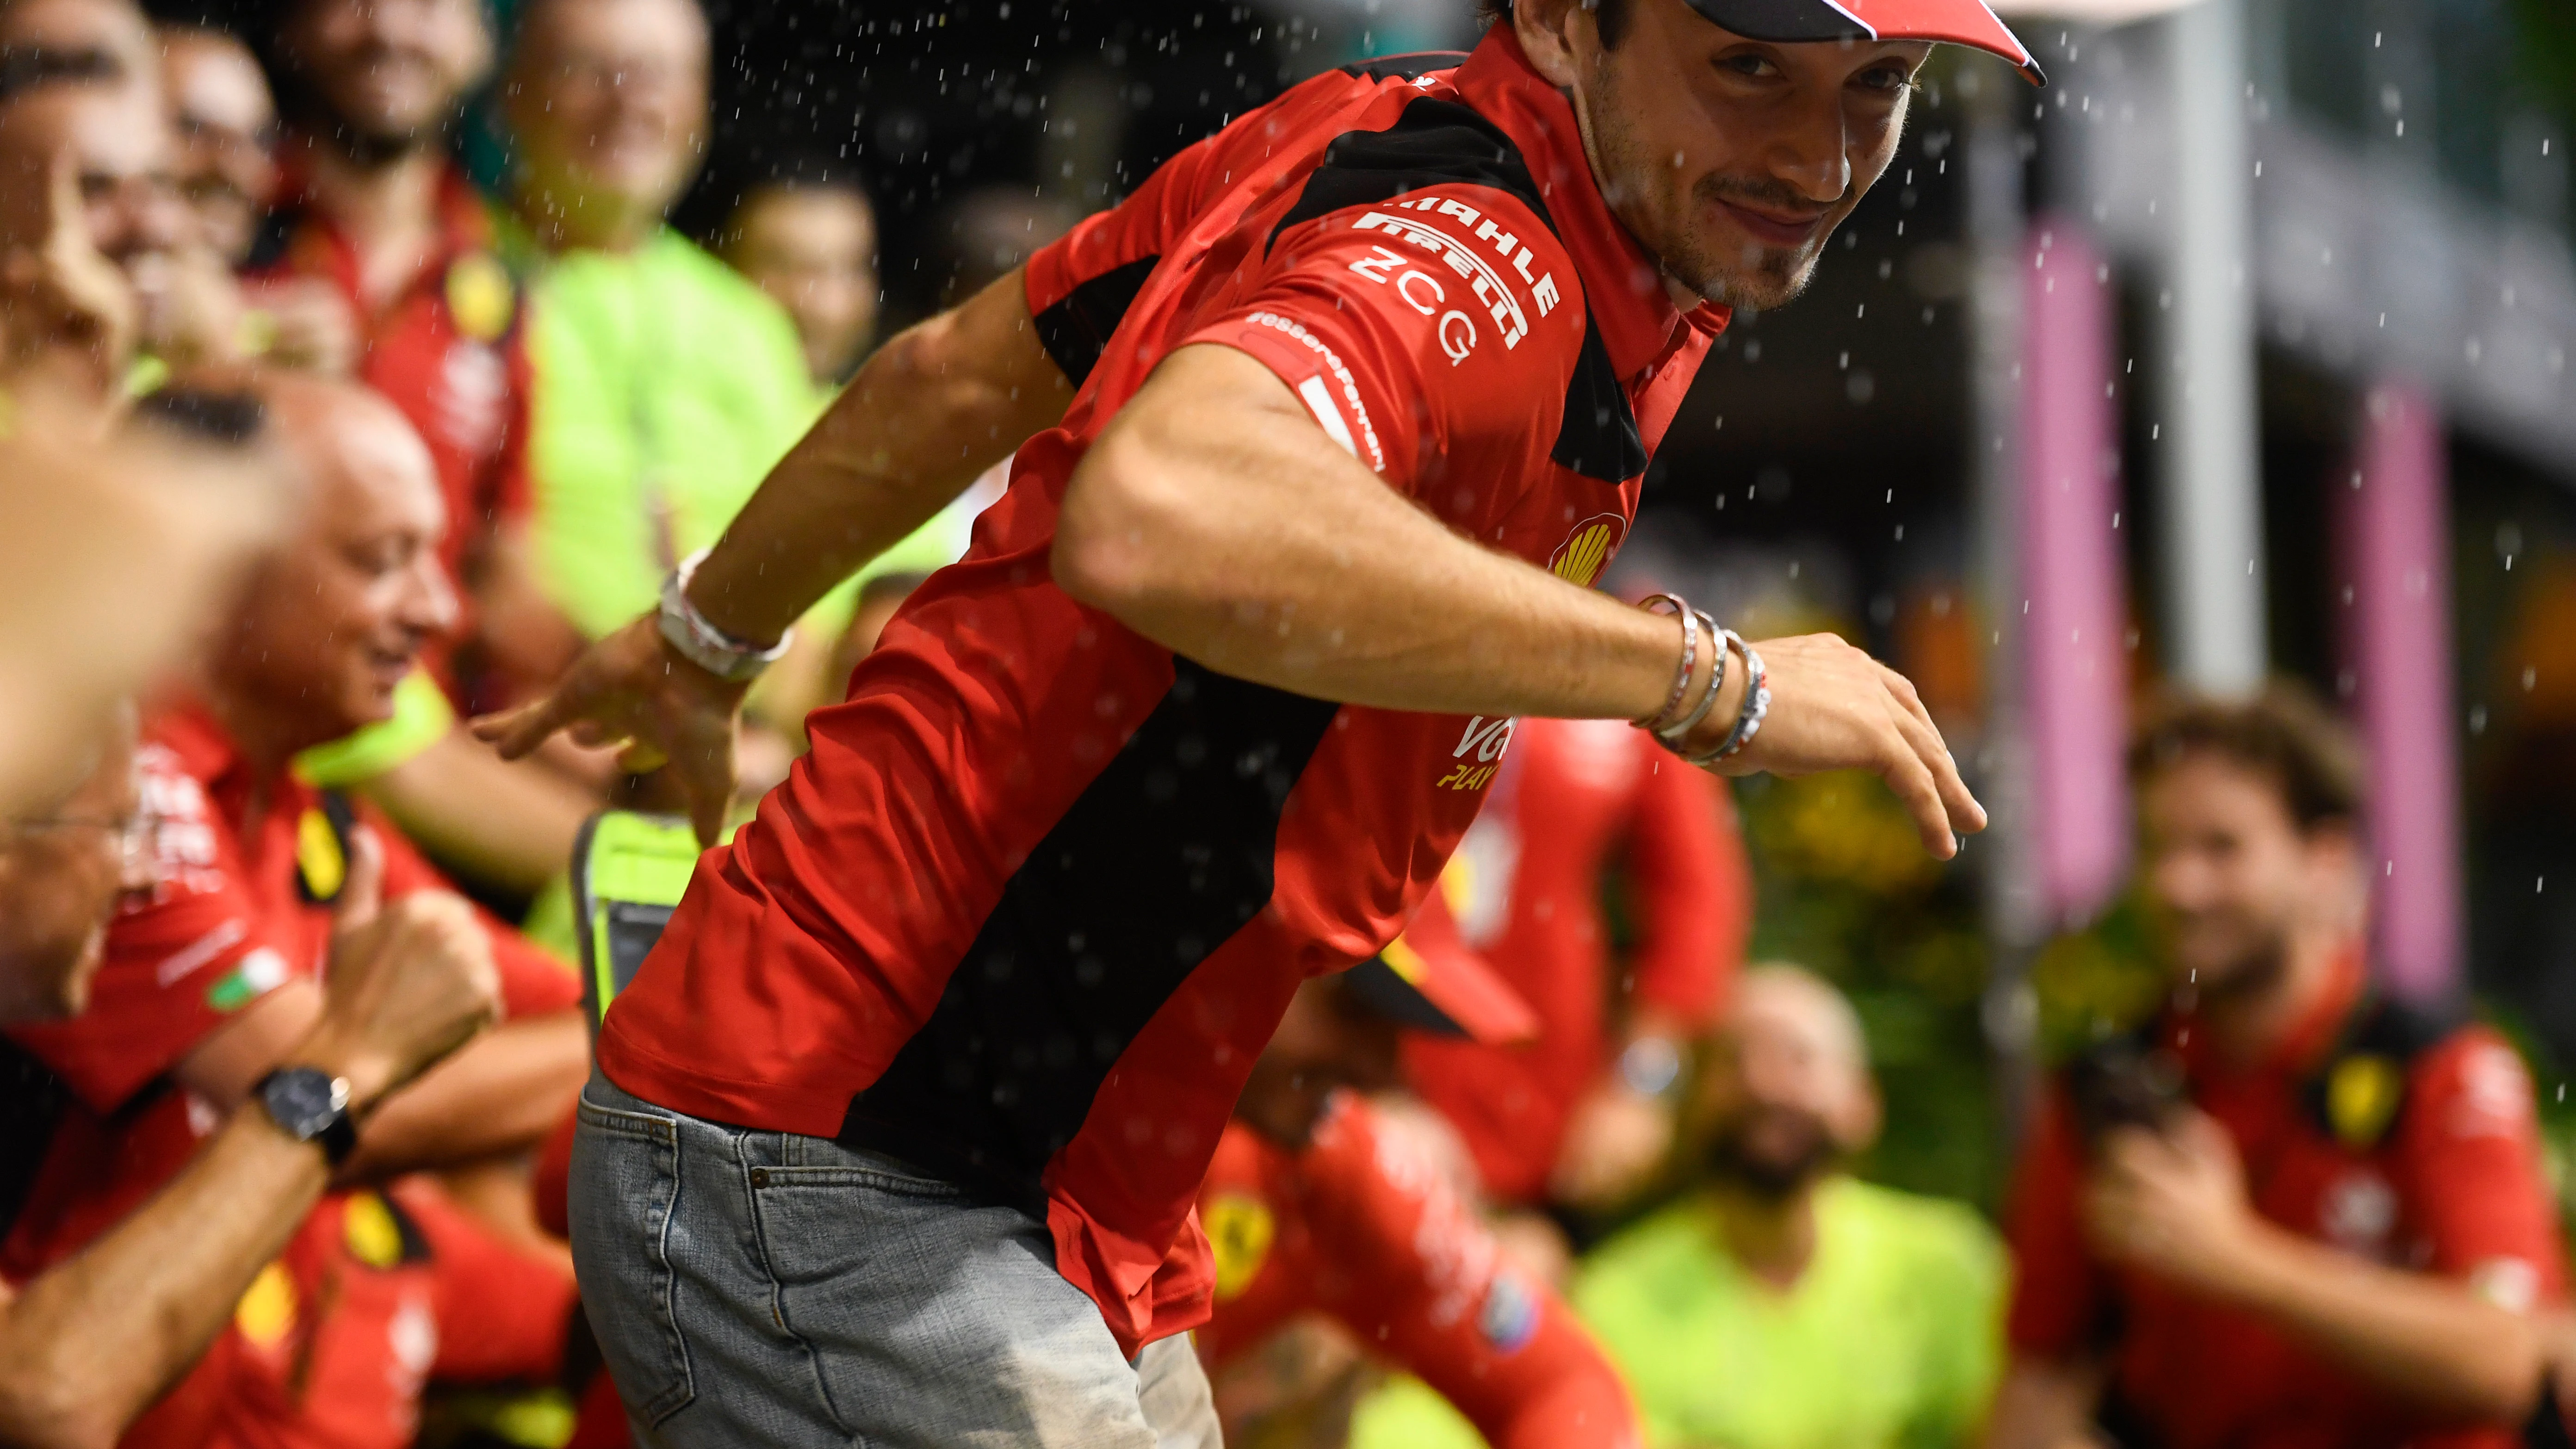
left=297, top=830, right=501, bottom=1108
left=470, top=614, right=747, bottom=846
left=1549, top=1079, right=1675, bottom=1212
left=144, top=244, right=251, bottom=368
left=0, top=153, right=135, bottom=397
left=244, top=276, right=359, bottom=374
left=2081, top=1110, right=2260, bottom=1293
left=1689, top=632, right=1985, bottom=859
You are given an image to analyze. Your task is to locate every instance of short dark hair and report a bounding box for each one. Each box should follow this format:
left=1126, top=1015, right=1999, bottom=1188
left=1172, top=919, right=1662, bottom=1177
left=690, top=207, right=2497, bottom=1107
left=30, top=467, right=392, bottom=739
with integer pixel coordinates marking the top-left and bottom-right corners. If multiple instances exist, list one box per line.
left=2127, top=683, right=2365, bottom=832
left=1477, top=0, right=1635, bottom=49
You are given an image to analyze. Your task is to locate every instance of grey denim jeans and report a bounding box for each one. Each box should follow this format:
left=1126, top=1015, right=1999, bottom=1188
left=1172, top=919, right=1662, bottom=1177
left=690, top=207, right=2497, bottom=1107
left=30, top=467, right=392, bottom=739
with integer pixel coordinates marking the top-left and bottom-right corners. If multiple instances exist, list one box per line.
left=566, top=1072, right=1221, bottom=1449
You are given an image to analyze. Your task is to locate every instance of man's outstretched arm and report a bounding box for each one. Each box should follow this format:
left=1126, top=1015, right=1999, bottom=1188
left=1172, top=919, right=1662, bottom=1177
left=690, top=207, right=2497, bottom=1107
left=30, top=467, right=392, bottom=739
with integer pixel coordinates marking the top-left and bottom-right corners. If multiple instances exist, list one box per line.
left=1057, top=344, right=1982, bottom=855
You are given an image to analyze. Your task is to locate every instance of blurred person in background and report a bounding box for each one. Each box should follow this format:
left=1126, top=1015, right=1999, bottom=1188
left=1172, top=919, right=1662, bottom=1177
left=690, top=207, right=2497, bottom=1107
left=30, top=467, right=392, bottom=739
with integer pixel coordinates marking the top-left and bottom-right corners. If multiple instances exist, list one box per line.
left=1551, top=964, right=2003, bottom=1449
left=248, top=0, right=603, bottom=908
left=498, top=0, right=841, bottom=788
left=0, top=0, right=151, bottom=89
left=721, top=162, right=878, bottom=392
left=1201, top=909, right=1638, bottom=1449
left=157, top=24, right=275, bottom=267
left=1, top=662, right=506, bottom=1449
left=0, top=28, right=249, bottom=375
left=1990, top=688, right=2562, bottom=1449
left=1403, top=712, right=1751, bottom=1235
left=3, top=368, right=590, bottom=1449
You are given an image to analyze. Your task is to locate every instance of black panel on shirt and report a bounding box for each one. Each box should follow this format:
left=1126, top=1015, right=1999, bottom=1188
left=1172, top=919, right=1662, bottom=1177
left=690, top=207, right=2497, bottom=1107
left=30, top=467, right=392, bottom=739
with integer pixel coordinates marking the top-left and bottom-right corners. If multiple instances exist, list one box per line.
left=1265, top=94, right=1645, bottom=484
left=0, top=1040, right=71, bottom=1242
left=840, top=660, right=1340, bottom=1211
left=1337, top=50, right=1469, bottom=81
left=1033, top=254, right=1161, bottom=389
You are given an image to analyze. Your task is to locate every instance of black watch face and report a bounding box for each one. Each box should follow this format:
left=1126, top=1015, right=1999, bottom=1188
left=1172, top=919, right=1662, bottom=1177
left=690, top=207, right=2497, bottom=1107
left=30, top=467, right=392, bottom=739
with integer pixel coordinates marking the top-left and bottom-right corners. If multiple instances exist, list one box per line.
left=264, top=1068, right=343, bottom=1138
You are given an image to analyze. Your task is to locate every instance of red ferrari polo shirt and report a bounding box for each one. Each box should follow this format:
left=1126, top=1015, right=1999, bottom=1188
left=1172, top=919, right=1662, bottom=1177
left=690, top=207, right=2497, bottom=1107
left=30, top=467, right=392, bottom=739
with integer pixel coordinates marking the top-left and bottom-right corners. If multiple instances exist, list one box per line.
left=596, top=26, right=1727, bottom=1353
left=0, top=703, right=580, bottom=1449
left=1197, top=1094, right=1639, bottom=1449
left=2006, top=949, right=2565, bottom=1449
left=1404, top=716, right=1750, bottom=1201
left=243, top=159, right=534, bottom=672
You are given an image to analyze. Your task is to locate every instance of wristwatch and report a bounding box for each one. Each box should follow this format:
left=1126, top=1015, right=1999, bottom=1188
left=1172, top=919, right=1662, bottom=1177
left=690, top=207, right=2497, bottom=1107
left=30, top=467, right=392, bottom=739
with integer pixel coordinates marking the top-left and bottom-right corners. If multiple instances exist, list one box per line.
left=254, top=1066, right=358, bottom=1168
left=1616, top=1035, right=1685, bottom=1100
left=657, top=549, right=794, bottom=683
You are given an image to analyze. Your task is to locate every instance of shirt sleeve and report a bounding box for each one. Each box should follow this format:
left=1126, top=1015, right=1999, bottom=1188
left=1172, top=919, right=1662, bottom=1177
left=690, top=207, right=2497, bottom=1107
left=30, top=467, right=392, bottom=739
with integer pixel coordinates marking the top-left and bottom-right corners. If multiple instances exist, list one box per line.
left=1303, top=1103, right=1641, bottom=1449
left=362, top=801, right=581, bottom=1020
left=2003, top=1087, right=2110, bottom=1360
left=1901, top=1206, right=2010, bottom=1449
left=1620, top=759, right=1749, bottom=1028
left=1182, top=184, right=1588, bottom=500
left=2399, top=1029, right=2567, bottom=1311
left=5, top=751, right=296, bottom=1112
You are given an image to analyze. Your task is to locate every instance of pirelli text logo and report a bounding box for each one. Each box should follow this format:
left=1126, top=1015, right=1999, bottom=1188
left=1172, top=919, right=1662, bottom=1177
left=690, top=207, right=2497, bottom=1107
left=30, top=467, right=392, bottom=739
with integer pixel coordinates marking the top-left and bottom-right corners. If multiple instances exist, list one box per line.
left=1548, top=513, right=1625, bottom=588
left=1349, top=195, right=1559, bottom=354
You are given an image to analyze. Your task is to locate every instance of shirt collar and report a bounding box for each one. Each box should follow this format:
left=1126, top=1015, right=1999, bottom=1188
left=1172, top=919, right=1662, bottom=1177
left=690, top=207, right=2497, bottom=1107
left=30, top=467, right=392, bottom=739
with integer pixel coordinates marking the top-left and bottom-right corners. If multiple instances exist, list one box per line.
left=1450, top=28, right=1730, bottom=381
left=144, top=695, right=250, bottom=801
left=267, top=150, right=496, bottom=290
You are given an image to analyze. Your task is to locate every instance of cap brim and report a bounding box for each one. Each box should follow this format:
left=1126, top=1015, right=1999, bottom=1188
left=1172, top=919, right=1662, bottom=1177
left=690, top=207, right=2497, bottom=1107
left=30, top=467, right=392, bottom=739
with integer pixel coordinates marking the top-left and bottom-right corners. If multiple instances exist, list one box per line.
left=1684, top=0, right=2046, bottom=85
left=1346, top=893, right=1539, bottom=1046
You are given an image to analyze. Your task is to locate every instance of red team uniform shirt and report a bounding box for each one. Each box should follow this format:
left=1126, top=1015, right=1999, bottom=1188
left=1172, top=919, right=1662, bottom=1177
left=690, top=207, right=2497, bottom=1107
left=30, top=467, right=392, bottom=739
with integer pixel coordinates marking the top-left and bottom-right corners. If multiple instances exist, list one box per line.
left=2006, top=950, right=2565, bottom=1449
left=596, top=27, right=1728, bottom=1353
left=1198, top=1094, right=1638, bottom=1449
left=1404, top=716, right=1750, bottom=1201
left=0, top=704, right=581, bottom=1449
left=243, top=160, right=534, bottom=689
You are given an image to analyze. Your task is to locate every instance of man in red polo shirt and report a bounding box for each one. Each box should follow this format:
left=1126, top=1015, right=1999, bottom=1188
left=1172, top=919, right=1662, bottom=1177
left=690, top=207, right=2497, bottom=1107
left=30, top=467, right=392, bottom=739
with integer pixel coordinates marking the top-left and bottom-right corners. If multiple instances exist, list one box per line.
left=1989, top=687, right=2563, bottom=1449
left=483, top=0, right=2024, bottom=1441
left=1201, top=907, right=1639, bottom=1449
left=4, top=371, right=590, bottom=1449
left=1406, top=713, right=1751, bottom=1215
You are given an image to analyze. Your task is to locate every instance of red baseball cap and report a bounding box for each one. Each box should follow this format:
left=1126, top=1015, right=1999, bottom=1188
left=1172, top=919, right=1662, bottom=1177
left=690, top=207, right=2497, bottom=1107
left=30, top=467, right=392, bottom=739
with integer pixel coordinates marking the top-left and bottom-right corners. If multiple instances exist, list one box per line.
left=1344, top=888, right=1539, bottom=1045
left=1685, top=0, right=2045, bottom=83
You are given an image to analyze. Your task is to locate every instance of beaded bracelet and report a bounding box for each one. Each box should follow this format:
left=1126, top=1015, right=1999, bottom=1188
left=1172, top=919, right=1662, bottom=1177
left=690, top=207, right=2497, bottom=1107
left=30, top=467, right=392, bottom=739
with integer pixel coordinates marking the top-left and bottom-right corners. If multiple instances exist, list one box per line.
left=1684, top=631, right=1771, bottom=766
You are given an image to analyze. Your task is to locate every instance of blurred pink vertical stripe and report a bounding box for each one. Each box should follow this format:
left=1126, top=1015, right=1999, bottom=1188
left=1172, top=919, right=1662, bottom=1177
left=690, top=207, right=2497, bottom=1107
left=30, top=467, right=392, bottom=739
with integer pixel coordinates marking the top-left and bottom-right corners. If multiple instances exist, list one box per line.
left=2342, top=382, right=2462, bottom=1002
left=2020, top=220, right=2132, bottom=928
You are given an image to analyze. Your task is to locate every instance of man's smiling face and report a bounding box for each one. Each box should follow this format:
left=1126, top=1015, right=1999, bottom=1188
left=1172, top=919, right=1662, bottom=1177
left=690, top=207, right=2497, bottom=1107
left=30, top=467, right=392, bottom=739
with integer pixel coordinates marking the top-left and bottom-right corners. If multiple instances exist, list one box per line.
left=1520, top=0, right=1930, bottom=310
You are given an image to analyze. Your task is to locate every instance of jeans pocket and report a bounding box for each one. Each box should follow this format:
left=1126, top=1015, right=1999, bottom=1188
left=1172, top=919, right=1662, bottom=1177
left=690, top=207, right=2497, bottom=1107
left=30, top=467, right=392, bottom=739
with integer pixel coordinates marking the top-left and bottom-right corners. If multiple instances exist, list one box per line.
left=570, top=1093, right=695, bottom=1427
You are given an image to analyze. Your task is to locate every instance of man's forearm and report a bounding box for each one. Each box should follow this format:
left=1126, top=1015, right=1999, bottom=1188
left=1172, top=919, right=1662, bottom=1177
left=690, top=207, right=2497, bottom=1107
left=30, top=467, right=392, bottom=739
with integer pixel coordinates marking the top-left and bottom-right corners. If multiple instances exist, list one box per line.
left=1055, top=344, right=1703, bottom=725
left=0, top=1113, right=323, bottom=1449
left=2225, top=1220, right=2541, bottom=1423
left=688, top=268, right=1073, bottom=645
left=339, top=1013, right=588, bottom=1181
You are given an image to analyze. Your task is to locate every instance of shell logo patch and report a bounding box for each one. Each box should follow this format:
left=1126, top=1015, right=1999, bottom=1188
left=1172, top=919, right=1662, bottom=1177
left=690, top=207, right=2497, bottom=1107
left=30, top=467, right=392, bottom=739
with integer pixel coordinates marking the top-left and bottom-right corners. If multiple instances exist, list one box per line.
left=2327, top=1053, right=2404, bottom=1148
left=1547, top=514, right=1625, bottom=588
left=343, top=1190, right=405, bottom=1269
left=1205, top=1192, right=1276, bottom=1301
left=296, top=806, right=346, bottom=902
left=233, top=1261, right=297, bottom=1349
left=444, top=252, right=517, bottom=343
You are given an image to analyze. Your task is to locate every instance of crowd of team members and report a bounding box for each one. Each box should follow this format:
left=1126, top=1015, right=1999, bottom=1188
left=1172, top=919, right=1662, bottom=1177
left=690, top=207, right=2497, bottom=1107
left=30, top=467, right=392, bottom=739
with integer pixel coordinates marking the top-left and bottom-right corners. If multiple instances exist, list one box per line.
left=0, top=1, right=2570, bottom=1448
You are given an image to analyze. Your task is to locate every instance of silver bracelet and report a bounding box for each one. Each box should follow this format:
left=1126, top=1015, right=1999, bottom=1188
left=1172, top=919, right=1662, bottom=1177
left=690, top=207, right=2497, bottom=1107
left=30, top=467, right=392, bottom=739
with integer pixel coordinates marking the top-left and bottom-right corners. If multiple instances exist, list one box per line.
left=1684, top=632, right=1770, bottom=766
left=1655, top=608, right=1728, bottom=746
left=656, top=549, right=794, bottom=683
left=1630, top=593, right=1698, bottom=735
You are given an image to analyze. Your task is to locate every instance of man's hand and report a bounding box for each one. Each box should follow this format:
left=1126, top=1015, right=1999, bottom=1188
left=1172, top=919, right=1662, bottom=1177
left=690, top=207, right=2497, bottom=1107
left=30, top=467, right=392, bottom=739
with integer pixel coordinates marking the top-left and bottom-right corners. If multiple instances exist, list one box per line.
left=2081, top=1110, right=2261, bottom=1294
left=241, top=276, right=359, bottom=374
left=290, top=831, right=502, bottom=1108
left=0, top=153, right=135, bottom=398
left=470, top=615, right=748, bottom=846
left=1549, top=1081, right=1674, bottom=1212
left=1687, top=631, right=1984, bottom=858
